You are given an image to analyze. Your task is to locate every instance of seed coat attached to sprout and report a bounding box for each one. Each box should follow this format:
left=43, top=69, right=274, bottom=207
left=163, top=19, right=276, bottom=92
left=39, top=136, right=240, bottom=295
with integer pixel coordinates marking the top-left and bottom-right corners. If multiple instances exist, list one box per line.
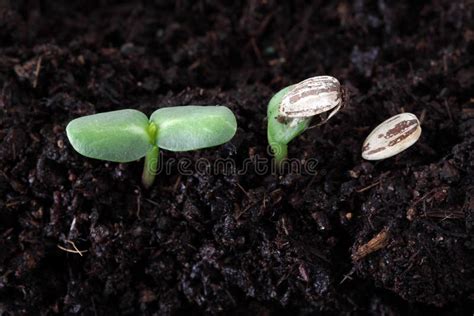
left=267, top=75, right=344, bottom=167
left=279, top=76, right=342, bottom=119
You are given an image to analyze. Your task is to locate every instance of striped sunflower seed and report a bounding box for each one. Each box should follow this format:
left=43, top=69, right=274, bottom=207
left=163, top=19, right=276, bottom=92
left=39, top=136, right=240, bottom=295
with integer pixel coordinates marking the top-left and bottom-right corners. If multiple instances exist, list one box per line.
left=362, top=113, right=421, bottom=160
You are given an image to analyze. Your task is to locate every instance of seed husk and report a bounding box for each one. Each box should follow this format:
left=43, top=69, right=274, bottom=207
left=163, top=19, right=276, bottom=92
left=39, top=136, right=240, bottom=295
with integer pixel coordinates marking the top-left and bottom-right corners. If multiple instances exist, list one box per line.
left=279, top=75, right=342, bottom=119
left=362, top=113, right=422, bottom=160
left=352, top=227, right=390, bottom=261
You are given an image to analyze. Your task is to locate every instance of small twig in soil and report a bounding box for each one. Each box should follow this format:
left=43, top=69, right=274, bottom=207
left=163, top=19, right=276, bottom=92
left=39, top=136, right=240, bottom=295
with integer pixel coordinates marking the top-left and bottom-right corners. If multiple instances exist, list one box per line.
left=429, top=210, right=464, bottom=220
left=172, top=175, right=182, bottom=192
left=400, top=250, right=421, bottom=277
left=57, top=240, right=87, bottom=256
left=250, top=37, right=264, bottom=65
left=2, top=228, right=14, bottom=238
left=224, top=289, right=236, bottom=306
left=269, top=188, right=283, bottom=205
left=188, top=60, right=201, bottom=71
left=339, top=268, right=355, bottom=285
left=276, top=263, right=298, bottom=286
left=6, top=201, right=22, bottom=208
left=91, top=298, right=98, bottom=316
left=289, top=237, right=330, bottom=263
left=444, top=99, right=453, bottom=122
left=352, top=227, right=390, bottom=261
left=145, top=198, right=160, bottom=206
left=419, top=108, right=427, bottom=124
left=412, top=188, right=437, bottom=206
left=33, top=57, right=42, bottom=88
left=281, top=216, right=289, bottom=235
left=0, top=82, right=7, bottom=108
left=355, top=180, right=380, bottom=193
left=462, top=107, right=474, bottom=114
left=235, top=202, right=257, bottom=219
left=67, top=217, right=77, bottom=240
left=255, top=12, right=274, bottom=37
left=298, top=263, right=309, bottom=282
left=136, top=189, right=141, bottom=219
left=237, top=183, right=250, bottom=198
left=355, top=171, right=391, bottom=193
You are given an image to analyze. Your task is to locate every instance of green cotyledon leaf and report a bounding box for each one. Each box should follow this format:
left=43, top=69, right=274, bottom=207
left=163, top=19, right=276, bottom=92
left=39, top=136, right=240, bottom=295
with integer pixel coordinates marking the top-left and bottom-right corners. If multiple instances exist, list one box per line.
left=66, top=109, right=152, bottom=162
left=267, top=85, right=311, bottom=147
left=150, top=105, right=237, bottom=151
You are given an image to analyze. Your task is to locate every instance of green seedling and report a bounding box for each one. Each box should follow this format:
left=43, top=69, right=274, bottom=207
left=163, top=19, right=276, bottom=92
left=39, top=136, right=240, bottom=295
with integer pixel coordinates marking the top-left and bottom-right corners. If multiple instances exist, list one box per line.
left=267, top=76, right=343, bottom=166
left=66, top=106, right=237, bottom=188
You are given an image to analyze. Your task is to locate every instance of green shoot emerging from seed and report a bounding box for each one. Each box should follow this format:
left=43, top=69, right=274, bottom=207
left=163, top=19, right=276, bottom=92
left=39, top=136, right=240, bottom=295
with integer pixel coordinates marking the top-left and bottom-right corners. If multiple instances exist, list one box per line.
left=66, top=106, right=237, bottom=188
left=267, top=76, right=343, bottom=166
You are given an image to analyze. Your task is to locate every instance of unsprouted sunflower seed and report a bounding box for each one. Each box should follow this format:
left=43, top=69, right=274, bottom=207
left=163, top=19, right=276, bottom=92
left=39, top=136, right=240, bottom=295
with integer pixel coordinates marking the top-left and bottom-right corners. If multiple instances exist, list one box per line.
left=279, top=75, right=342, bottom=121
left=362, top=113, right=422, bottom=160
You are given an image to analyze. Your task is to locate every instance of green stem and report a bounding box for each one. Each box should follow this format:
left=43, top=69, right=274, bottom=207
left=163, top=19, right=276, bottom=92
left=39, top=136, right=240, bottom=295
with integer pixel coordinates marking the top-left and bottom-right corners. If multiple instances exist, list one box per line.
left=271, top=142, right=288, bottom=171
left=141, top=145, right=159, bottom=189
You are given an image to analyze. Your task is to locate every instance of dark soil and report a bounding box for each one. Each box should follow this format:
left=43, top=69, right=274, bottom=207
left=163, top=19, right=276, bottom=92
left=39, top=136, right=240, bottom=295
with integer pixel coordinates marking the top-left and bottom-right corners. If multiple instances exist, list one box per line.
left=1, top=0, right=473, bottom=315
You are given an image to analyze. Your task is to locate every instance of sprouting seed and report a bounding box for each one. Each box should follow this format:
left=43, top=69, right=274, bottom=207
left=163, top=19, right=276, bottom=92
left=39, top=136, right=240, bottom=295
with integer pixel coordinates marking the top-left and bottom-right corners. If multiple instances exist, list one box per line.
left=267, top=75, right=344, bottom=166
left=279, top=76, right=342, bottom=120
left=362, top=112, right=421, bottom=160
left=66, top=106, right=237, bottom=188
